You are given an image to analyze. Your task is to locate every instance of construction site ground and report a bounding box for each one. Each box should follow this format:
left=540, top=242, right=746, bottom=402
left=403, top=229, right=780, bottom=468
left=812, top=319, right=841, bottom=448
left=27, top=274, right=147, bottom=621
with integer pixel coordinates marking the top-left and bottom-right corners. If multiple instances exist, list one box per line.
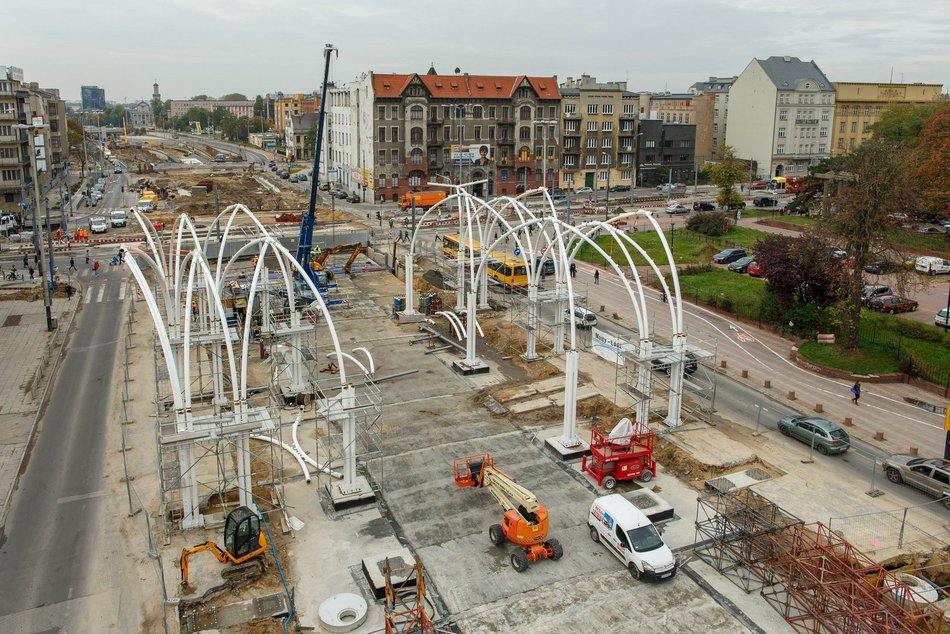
left=102, top=242, right=950, bottom=633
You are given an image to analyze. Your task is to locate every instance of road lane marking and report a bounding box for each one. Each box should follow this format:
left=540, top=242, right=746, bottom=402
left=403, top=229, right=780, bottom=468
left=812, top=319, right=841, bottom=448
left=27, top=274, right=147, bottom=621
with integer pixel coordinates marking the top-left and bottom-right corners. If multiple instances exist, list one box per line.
left=96, top=285, right=105, bottom=303
left=57, top=490, right=107, bottom=504
left=118, top=282, right=126, bottom=300
left=84, top=288, right=93, bottom=304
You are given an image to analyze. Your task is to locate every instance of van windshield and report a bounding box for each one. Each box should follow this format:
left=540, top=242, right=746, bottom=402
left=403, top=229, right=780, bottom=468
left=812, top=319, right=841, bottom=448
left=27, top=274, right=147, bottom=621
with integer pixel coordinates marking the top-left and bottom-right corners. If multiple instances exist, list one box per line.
left=628, top=525, right=664, bottom=553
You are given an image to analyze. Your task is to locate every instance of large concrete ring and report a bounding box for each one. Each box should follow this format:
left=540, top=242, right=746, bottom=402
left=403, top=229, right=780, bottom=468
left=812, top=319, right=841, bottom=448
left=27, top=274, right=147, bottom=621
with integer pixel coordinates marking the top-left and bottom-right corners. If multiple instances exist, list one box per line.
left=318, top=593, right=368, bottom=632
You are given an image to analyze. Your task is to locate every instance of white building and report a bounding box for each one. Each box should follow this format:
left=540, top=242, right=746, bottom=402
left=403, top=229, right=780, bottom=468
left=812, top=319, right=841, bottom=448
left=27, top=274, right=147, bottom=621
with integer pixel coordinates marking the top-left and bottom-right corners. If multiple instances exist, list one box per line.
left=323, top=75, right=375, bottom=198
left=724, top=56, right=835, bottom=180
left=127, top=100, right=154, bottom=128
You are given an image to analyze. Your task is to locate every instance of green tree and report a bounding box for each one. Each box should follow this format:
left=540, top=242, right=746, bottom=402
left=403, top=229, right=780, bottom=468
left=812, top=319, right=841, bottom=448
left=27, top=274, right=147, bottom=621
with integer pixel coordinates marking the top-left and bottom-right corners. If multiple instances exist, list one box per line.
left=190, top=95, right=210, bottom=101
left=219, top=93, right=247, bottom=101
left=249, top=116, right=269, bottom=134
left=253, top=95, right=264, bottom=118
left=66, top=115, right=84, bottom=153
left=823, top=138, right=915, bottom=348
left=869, top=103, right=936, bottom=143
left=304, top=122, right=318, bottom=154
left=703, top=145, right=745, bottom=210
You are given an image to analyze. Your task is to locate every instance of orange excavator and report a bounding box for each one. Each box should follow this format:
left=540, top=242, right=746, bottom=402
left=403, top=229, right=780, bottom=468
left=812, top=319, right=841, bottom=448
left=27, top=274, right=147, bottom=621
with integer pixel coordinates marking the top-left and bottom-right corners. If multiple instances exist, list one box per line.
left=179, top=506, right=268, bottom=592
left=453, top=454, right=563, bottom=572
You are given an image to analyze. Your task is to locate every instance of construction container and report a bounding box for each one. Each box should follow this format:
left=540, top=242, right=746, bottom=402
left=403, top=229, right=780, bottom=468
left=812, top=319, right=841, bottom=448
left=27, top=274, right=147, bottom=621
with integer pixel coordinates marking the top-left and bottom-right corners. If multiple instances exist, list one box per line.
left=393, top=296, right=405, bottom=313
left=418, top=294, right=432, bottom=315
left=429, top=295, right=443, bottom=313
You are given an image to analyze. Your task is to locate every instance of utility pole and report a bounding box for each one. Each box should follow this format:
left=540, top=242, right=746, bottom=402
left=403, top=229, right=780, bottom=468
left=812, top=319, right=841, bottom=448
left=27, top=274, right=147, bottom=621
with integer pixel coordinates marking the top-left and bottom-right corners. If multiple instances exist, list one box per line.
left=630, top=128, right=641, bottom=207
left=18, top=121, right=55, bottom=331
left=534, top=118, right=558, bottom=190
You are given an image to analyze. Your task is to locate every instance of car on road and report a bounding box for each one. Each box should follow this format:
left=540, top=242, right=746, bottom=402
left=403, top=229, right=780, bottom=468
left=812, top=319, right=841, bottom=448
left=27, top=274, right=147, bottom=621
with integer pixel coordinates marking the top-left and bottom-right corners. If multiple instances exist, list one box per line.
left=270, top=165, right=279, bottom=172
left=915, top=256, right=950, bottom=275
left=722, top=201, right=746, bottom=210
left=565, top=306, right=598, bottom=329
left=693, top=201, right=715, bottom=211
left=917, top=226, right=944, bottom=234
left=936, top=309, right=950, bottom=328
left=867, top=295, right=918, bottom=314
left=650, top=351, right=698, bottom=376
left=753, top=197, right=778, bottom=207
left=575, top=187, right=594, bottom=195
left=332, top=189, right=348, bottom=199
left=666, top=203, right=689, bottom=214
left=727, top=256, right=756, bottom=273
left=863, top=259, right=895, bottom=275
left=297, top=173, right=308, bottom=181
left=279, top=171, right=290, bottom=179
left=713, top=248, right=748, bottom=264
left=113, top=167, right=122, bottom=174
left=609, top=184, right=631, bottom=192
left=347, top=193, right=361, bottom=203
left=748, top=181, right=768, bottom=190
left=883, top=455, right=950, bottom=508
left=861, top=284, right=891, bottom=305
left=88, top=216, right=108, bottom=233
left=549, top=188, right=567, bottom=198
left=777, top=415, right=850, bottom=455
left=289, top=174, right=299, bottom=182
left=319, top=182, right=331, bottom=191
left=747, top=260, right=763, bottom=277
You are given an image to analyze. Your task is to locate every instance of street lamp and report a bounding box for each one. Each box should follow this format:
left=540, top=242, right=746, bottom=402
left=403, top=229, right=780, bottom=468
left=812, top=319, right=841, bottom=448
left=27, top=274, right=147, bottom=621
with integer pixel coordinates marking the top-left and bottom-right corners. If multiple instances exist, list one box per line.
left=533, top=118, right=558, bottom=190
left=15, top=121, right=55, bottom=331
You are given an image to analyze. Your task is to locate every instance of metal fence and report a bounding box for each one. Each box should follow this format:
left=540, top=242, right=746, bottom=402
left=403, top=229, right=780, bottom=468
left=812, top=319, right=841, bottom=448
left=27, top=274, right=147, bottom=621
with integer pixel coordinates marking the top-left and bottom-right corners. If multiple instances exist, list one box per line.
left=851, top=320, right=950, bottom=392
left=828, top=497, right=950, bottom=561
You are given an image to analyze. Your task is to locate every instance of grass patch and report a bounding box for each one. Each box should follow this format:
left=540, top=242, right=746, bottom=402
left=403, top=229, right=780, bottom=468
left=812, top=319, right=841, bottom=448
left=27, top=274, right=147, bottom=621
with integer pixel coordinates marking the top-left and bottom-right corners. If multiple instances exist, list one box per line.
left=763, top=215, right=818, bottom=228
left=574, top=226, right=770, bottom=266
left=883, top=228, right=950, bottom=254
left=798, top=340, right=899, bottom=375
left=674, top=268, right=768, bottom=316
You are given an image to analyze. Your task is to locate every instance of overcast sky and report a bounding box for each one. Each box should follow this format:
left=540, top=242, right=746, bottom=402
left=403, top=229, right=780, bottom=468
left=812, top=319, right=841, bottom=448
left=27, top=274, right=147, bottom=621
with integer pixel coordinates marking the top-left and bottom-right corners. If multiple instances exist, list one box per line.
left=13, top=0, right=949, bottom=102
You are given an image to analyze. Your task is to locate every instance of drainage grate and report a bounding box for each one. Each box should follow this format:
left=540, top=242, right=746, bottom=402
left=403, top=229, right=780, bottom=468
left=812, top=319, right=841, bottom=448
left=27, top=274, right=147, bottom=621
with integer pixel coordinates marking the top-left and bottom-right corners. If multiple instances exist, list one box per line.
left=254, top=593, right=288, bottom=618
left=3, top=314, right=22, bottom=327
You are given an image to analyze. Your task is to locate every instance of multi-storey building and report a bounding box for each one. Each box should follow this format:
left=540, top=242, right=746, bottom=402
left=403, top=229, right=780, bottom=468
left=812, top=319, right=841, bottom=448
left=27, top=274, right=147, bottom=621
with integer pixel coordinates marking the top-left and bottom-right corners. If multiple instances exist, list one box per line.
left=80, top=85, right=105, bottom=112
left=274, top=93, right=320, bottom=138
left=558, top=75, right=633, bottom=192
left=127, top=100, right=154, bottom=128
left=285, top=113, right=318, bottom=162
left=725, top=56, right=835, bottom=180
left=831, top=82, right=943, bottom=155
left=638, top=92, right=715, bottom=168
left=0, top=66, right=66, bottom=215
left=168, top=99, right=254, bottom=119
left=688, top=76, right=736, bottom=159
left=326, top=69, right=561, bottom=202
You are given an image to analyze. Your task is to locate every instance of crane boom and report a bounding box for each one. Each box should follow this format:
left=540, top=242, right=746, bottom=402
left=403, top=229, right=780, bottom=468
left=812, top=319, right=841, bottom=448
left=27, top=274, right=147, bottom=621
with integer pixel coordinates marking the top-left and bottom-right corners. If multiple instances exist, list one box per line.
left=480, top=465, right=541, bottom=516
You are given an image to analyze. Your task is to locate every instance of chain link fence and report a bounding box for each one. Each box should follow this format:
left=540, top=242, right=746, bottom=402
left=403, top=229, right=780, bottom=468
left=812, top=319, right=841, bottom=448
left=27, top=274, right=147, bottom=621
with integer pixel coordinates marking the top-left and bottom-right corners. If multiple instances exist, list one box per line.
left=829, top=498, right=950, bottom=561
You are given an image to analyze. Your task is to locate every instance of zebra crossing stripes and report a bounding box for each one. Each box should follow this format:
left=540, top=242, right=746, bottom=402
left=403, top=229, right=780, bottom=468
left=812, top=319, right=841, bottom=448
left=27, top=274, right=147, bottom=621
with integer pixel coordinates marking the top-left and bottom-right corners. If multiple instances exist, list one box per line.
left=82, top=281, right=128, bottom=304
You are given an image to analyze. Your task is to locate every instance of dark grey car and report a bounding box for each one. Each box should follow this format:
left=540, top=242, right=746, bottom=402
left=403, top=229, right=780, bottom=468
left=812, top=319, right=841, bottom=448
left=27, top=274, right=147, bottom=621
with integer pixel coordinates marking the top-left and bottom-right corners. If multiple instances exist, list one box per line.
left=777, top=415, right=850, bottom=455
left=713, top=248, right=748, bottom=264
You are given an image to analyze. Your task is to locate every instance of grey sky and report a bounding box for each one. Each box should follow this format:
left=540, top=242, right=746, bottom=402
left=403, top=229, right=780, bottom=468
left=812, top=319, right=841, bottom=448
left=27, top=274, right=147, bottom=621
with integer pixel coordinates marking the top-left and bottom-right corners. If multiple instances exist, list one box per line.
left=12, top=0, right=949, bottom=102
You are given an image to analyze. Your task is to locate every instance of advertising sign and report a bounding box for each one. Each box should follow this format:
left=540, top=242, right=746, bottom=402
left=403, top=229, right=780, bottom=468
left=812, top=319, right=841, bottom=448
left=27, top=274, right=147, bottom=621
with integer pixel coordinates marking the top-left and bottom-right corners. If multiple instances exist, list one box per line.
left=450, top=144, right=493, bottom=166
left=591, top=327, right=636, bottom=366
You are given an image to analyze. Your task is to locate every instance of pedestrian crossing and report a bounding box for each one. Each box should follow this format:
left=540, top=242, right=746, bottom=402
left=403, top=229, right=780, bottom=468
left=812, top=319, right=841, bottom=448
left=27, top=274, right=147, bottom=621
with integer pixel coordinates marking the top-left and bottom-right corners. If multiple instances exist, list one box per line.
left=83, top=280, right=129, bottom=304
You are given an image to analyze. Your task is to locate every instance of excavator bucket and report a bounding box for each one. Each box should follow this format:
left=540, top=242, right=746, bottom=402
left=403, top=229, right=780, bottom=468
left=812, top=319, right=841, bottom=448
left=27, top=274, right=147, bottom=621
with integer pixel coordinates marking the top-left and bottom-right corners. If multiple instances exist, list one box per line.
left=453, top=454, right=493, bottom=488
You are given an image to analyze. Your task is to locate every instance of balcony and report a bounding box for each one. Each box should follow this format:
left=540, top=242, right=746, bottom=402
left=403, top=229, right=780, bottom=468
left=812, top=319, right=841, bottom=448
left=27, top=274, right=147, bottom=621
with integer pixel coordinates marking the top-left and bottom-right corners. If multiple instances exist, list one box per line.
left=514, top=158, right=534, bottom=169
left=0, top=156, right=18, bottom=167
left=795, top=118, right=819, bottom=125
left=564, top=111, right=580, bottom=119
left=0, top=110, right=17, bottom=121
left=404, top=159, right=427, bottom=173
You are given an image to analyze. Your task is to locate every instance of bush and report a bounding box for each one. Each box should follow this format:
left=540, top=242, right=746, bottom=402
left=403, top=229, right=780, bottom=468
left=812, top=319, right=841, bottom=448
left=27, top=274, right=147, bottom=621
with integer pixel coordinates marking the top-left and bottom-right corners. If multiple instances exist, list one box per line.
left=687, top=211, right=728, bottom=237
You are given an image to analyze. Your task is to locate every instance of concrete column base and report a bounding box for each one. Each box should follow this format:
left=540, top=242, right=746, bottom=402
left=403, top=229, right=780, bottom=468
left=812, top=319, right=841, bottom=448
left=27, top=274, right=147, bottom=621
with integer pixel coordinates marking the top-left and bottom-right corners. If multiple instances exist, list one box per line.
left=327, top=475, right=375, bottom=511
left=544, top=435, right=590, bottom=461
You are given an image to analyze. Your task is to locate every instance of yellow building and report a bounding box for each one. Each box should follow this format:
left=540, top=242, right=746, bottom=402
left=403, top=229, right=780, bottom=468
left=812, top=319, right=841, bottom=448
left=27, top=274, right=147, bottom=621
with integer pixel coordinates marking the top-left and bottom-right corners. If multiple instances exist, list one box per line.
left=274, top=93, right=320, bottom=137
left=831, top=82, right=943, bottom=154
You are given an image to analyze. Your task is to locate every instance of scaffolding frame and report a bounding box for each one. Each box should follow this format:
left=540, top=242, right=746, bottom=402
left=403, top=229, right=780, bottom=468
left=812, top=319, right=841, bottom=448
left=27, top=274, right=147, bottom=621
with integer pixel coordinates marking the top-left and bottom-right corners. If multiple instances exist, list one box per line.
left=384, top=555, right=435, bottom=634
left=694, top=489, right=945, bottom=634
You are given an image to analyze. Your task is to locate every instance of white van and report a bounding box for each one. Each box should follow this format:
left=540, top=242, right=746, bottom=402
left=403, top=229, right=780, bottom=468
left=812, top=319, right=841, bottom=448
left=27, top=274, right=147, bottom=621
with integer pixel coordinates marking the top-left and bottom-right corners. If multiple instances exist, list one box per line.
left=588, top=494, right=677, bottom=582
left=88, top=216, right=108, bottom=234
left=110, top=209, right=127, bottom=227
left=565, top=306, right=598, bottom=329
left=915, top=256, right=950, bottom=275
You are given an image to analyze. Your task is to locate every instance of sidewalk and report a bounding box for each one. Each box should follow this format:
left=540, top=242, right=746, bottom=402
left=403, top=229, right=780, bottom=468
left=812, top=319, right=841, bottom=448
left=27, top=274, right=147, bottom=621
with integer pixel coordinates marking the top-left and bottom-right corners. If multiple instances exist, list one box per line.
left=0, top=288, right=80, bottom=529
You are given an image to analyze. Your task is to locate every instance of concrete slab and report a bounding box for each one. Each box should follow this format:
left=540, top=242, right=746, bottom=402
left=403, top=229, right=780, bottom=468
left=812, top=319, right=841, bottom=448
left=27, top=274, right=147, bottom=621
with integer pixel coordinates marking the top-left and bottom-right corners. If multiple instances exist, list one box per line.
left=544, top=435, right=591, bottom=461
left=451, top=359, right=490, bottom=375
left=361, top=546, right=416, bottom=600
left=507, top=396, right=554, bottom=414
left=667, top=426, right=757, bottom=469
left=625, top=488, right=676, bottom=523
left=327, top=476, right=376, bottom=511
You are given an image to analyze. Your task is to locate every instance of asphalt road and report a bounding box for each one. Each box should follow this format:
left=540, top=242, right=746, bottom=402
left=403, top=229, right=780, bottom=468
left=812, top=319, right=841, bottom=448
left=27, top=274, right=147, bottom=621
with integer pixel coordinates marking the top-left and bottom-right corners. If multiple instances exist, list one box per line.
left=0, top=266, right=125, bottom=623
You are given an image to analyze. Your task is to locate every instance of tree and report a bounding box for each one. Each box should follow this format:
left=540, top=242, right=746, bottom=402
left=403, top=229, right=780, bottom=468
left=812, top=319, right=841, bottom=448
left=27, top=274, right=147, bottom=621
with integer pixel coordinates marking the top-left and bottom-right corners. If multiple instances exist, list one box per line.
left=66, top=115, right=84, bottom=154
left=869, top=103, right=936, bottom=143
left=249, top=116, right=269, bottom=134
left=219, top=93, right=247, bottom=101
left=703, top=145, right=745, bottom=210
left=253, top=95, right=264, bottom=118
left=823, top=138, right=915, bottom=348
left=190, top=95, right=210, bottom=101
left=910, top=102, right=950, bottom=212
left=304, top=122, right=318, bottom=155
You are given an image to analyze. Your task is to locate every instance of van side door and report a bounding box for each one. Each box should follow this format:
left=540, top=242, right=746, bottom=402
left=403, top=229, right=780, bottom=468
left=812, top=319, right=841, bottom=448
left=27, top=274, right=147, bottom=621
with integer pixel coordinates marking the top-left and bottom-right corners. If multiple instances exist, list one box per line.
left=605, top=523, right=629, bottom=564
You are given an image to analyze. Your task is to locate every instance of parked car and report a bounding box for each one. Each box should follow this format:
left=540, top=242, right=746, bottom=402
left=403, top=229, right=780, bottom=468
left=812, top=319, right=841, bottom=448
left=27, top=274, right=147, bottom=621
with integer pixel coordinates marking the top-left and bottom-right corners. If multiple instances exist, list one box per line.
left=713, top=248, right=748, bottom=264
left=318, top=182, right=331, bottom=191
left=608, top=184, right=630, bottom=192
left=749, top=181, right=769, bottom=190
left=650, top=351, right=698, bottom=376
left=693, top=201, right=715, bottom=211
left=727, top=256, right=756, bottom=273
left=935, top=308, right=949, bottom=328
left=863, top=259, right=895, bottom=275
left=270, top=165, right=279, bottom=172
left=279, top=171, right=290, bottom=179
left=867, top=295, right=918, bottom=314
left=565, top=306, right=598, bottom=329
left=861, top=284, right=891, bottom=305
left=88, top=216, right=108, bottom=234
left=915, top=256, right=950, bottom=275
left=297, top=173, right=308, bottom=181
left=883, top=455, right=950, bottom=508
left=722, top=201, right=746, bottom=210
left=575, top=187, right=593, bottom=195
left=777, top=415, right=850, bottom=455
left=753, top=197, right=778, bottom=207
left=917, top=225, right=944, bottom=234
left=289, top=174, right=299, bottom=182
left=333, top=189, right=348, bottom=199
left=747, top=261, right=763, bottom=277
left=666, top=203, right=689, bottom=214
left=549, top=188, right=567, bottom=198
left=347, top=193, right=361, bottom=203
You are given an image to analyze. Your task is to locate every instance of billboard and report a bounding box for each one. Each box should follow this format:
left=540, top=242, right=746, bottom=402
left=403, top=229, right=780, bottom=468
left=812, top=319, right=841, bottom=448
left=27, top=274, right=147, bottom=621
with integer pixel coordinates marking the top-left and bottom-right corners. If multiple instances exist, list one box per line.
left=590, top=327, right=636, bottom=366
left=450, top=144, right=493, bottom=166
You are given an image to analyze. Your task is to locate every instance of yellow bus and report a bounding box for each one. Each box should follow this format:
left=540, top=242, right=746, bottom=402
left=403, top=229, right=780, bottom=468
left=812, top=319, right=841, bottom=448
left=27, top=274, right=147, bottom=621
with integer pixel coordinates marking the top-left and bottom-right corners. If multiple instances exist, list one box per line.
left=487, top=257, right=529, bottom=289
left=442, top=234, right=481, bottom=259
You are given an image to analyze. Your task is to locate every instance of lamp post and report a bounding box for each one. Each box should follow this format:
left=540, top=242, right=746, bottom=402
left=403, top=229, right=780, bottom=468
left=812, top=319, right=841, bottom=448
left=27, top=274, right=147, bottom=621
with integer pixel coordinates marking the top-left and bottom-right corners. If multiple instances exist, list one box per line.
left=630, top=130, right=642, bottom=207
left=16, top=121, right=55, bottom=331
left=533, top=118, right=558, bottom=190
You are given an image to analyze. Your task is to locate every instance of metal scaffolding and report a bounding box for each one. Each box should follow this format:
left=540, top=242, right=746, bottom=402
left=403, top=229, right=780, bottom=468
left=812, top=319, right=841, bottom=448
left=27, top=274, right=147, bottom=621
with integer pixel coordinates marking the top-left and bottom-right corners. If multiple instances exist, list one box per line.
left=694, top=489, right=945, bottom=634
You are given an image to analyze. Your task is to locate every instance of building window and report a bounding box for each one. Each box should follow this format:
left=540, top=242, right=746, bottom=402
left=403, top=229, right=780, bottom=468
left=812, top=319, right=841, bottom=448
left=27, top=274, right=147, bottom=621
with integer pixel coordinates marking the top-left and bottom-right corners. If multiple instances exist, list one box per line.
left=457, top=125, right=464, bottom=141
left=685, top=113, right=689, bottom=123
left=519, top=146, right=530, bottom=161
left=599, top=170, right=608, bottom=181
left=849, top=138, right=856, bottom=149
left=587, top=103, right=597, bottom=115
left=821, top=110, right=830, bottom=122
left=488, top=126, right=495, bottom=140
left=620, top=169, right=631, bottom=180
left=519, top=126, right=531, bottom=141
left=391, top=126, right=399, bottom=141
left=534, top=146, right=542, bottom=160
left=818, top=144, right=825, bottom=153
left=392, top=175, right=399, bottom=187
left=602, top=137, right=611, bottom=148
left=776, top=145, right=784, bottom=155
left=563, top=155, right=576, bottom=167
left=565, top=120, right=578, bottom=132
left=863, top=107, right=870, bottom=116
left=600, top=153, right=610, bottom=166
left=587, top=121, right=597, bottom=132
left=585, top=154, right=595, bottom=166
left=850, top=122, right=857, bottom=133
left=519, top=105, right=531, bottom=120
left=586, top=137, right=596, bottom=149
left=391, top=149, right=399, bottom=164
left=390, top=106, right=398, bottom=119
left=779, top=110, right=787, bottom=121
left=862, top=121, right=869, bottom=132
left=410, top=105, right=423, bottom=120
left=778, top=127, right=786, bottom=138
left=378, top=150, right=386, bottom=165
left=501, top=106, right=509, bottom=120
left=820, top=127, right=828, bottom=137
left=602, top=104, right=613, bottom=115
left=623, top=104, right=634, bottom=115
left=601, top=121, right=613, bottom=132
left=837, top=138, right=844, bottom=149
left=474, top=125, right=482, bottom=140
left=410, top=128, right=423, bottom=144
left=1, top=169, right=19, bottom=181
left=839, top=121, right=845, bottom=133
left=430, top=106, right=438, bottom=120
left=488, top=106, right=496, bottom=118
left=378, top=106, right=385, bottom=119
left=472, top=106, right=482, bottom=119
left=378, top=127, right=386, bottom=142
left=564, top=103, right=576, bottom=115
left=644, top=140, right=655, bottom=148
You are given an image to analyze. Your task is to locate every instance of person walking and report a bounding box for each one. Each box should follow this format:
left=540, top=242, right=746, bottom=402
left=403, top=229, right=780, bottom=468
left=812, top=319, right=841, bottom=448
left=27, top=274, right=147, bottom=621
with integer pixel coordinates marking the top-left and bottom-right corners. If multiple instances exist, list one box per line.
left=594, top=269, right=600, bottom=285
left=69, top=256, right=77, bottom=272
left=28, top=265, right=34, bottom=281
left=65, top=284, right=73, bottom=301
left=93, top=260, right=100, bottom=276
left=22, top=254, right=27, bottom=267
left=85, top=248, right=90, bottom=265
left=569, top=262, right=577, bottom=279
left=850, top=381, right=861, bottom=405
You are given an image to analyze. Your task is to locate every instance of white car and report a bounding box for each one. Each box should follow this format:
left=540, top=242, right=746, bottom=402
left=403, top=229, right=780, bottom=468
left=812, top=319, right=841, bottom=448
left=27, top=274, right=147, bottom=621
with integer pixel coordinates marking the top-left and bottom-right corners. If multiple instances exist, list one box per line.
left=666, top=203, right=689, bottom=214
left=936, top=309, right=950, bottom=328
left=916, top=256, right=950, bottom=275
left=88, top=216, right=108, bottom=233
left=575, top=187, right=593, bottom=195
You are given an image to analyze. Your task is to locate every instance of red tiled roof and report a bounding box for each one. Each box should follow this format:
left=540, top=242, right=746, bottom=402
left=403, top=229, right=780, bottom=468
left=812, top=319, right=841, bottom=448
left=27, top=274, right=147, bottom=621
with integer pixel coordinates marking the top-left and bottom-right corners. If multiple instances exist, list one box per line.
left=372, top=73, right=559, bottom=99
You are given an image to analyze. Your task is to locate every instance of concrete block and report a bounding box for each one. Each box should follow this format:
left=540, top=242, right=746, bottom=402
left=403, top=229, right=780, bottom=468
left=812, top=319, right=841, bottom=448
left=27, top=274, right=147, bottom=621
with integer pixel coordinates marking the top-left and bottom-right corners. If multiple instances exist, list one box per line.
left=326, top=476, right=376, bottom=511
left=874, top=431, right=886, bottom=441
left=814, top=403, right=823, bottom=413
left=720, top=360, right=727, bottom=369
left=763, top=379, right=771, bottom=389
left=452, top=359, right=490, bottom=375
left=544, top=435, right=590, bottom=461
left=787, top=390, right=796, bottom=400
left=740, top=369, right=748, bottom=378
left=842, top=417, right=853, bottom=427
left=625, top=488, right=675, bottom=524
left=910, top=447, right=919, bottom=456
left=361, top=547, right=416, bottom=600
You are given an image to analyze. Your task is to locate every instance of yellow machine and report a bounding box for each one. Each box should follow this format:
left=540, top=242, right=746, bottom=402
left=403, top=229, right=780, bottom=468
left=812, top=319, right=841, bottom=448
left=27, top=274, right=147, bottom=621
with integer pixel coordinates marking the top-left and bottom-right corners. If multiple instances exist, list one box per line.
left=179, top=506, right=267, bottom=591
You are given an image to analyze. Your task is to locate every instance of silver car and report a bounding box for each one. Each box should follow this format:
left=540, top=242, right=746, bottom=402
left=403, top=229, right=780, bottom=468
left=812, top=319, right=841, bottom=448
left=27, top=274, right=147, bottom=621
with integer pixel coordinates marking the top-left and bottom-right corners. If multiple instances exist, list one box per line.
left=777, top=415, right=850, bottom=455
left=883, top=455, right=950, bottom=508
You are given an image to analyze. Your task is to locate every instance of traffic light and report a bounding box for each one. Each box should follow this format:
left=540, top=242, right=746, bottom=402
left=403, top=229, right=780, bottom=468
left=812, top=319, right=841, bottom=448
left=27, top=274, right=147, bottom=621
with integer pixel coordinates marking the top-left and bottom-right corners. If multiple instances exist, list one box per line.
left=376, top=210, right=381, bottom=220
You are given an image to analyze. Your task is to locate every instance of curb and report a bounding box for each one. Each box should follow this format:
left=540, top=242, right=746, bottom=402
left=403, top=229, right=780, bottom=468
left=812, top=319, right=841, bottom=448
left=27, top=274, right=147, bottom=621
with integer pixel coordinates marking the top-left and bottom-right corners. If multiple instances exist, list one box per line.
left=0, top=292, right=82, bottom=531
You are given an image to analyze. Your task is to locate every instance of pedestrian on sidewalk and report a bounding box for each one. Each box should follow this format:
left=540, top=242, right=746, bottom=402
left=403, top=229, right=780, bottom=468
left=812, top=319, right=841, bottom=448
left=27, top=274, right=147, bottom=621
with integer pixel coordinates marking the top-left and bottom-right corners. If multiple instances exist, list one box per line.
left=850, top=381, right=861, bottom=405
left=85, top=249, right=90, bottom=265
left=661, top=289, right=667, bottom=303
left=594, top=269, right=600, bottom=285
left=28, top=265, right=34, bottom=281
left=569, top=262, right=577, bottom=279
left=69, top=256, right=77, bottom=272
left=65, top=284, right=73, bottom=301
